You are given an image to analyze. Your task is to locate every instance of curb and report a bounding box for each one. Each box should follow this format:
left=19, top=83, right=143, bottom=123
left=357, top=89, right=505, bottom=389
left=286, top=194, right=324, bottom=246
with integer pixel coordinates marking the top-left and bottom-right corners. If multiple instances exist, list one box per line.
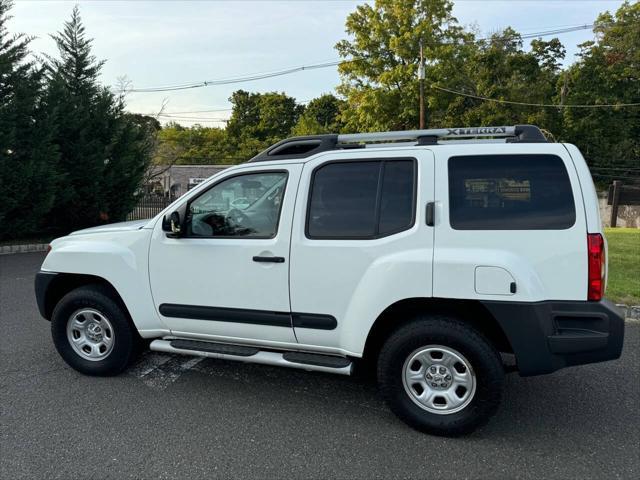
left=617, top=304, right=640, bottom=321
left=0, top=243, right=49, bottom=255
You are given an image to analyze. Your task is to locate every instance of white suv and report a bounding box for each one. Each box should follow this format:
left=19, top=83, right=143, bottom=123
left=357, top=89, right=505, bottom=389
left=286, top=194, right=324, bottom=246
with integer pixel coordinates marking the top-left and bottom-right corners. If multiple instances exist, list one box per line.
left=35, top=125, right=624, bottom=436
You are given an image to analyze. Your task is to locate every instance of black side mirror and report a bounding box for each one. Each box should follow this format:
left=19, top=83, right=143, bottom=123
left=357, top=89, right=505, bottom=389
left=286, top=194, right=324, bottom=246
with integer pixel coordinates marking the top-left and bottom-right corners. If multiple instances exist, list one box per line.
left=162, top=210, right=184, bottom=236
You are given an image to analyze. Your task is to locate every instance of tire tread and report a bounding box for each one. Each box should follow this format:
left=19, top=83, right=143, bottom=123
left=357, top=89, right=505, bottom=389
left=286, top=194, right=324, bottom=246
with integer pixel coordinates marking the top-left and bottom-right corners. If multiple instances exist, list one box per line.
left=51, top=284, right=139, bottom=376
left=377, top=314, right=504, bottom=436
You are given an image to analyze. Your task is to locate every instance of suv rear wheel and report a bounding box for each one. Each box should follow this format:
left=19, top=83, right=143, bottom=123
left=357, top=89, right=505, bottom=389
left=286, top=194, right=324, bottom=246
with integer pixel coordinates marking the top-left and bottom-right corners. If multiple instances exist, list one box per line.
left=51, top=285, right=139, bottom=376
left=378, top=315, right=504, bottom=436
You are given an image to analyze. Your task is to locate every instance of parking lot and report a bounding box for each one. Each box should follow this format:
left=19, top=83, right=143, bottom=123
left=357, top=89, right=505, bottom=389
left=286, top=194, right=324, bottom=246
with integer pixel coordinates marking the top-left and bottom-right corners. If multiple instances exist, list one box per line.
left=1, top=252, right=638, bottom=479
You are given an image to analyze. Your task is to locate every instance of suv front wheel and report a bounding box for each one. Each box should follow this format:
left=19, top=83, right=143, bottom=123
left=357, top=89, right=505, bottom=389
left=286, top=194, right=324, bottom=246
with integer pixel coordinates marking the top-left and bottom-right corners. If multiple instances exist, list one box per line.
left=378, top=315, right=504, bottom=436
left=51, top=285, right=139, bottom=376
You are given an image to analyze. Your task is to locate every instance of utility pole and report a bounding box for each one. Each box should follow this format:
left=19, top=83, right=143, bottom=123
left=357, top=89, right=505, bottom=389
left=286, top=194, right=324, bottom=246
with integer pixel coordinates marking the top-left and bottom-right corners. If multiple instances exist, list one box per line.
left=418, top=40, right=425, bottom=129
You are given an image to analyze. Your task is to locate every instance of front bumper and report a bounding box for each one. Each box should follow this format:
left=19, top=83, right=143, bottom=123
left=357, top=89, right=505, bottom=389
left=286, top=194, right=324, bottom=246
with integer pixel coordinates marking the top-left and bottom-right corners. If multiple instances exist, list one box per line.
left=482, top=299, right=625, bottom=376
left=35, top=271, right=58, bottom=320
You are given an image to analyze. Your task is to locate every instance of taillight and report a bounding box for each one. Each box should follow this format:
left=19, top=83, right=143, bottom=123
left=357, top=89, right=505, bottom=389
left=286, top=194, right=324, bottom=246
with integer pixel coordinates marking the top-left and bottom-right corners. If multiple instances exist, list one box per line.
left=587, top=233, right=605, bottom=301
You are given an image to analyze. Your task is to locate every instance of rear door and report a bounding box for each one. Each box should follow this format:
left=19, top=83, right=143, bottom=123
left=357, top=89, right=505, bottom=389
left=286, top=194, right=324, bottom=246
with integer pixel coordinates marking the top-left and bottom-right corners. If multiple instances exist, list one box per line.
left=432, top=144, right=588, bottom=302
left=289, top=149, right=435, bottom=354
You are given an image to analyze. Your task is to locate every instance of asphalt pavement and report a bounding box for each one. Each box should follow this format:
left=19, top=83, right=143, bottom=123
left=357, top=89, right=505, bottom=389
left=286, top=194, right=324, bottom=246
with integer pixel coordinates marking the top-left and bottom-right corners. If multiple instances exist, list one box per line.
left=1, top=252, right=638, bottom=479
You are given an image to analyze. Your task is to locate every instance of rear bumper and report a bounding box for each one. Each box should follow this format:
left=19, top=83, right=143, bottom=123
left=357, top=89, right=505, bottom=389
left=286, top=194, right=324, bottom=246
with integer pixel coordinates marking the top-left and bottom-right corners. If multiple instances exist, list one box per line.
left=35, top=271, right=58, bottom=320
left=482, top=299, right=625, bottom=376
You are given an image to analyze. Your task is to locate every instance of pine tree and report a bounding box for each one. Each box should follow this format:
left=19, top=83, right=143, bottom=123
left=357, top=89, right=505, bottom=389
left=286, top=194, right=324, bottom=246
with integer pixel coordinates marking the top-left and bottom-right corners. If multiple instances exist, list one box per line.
left=0, top=0, right=59, bottom=240
left=44, top=6, right=152, bottom=232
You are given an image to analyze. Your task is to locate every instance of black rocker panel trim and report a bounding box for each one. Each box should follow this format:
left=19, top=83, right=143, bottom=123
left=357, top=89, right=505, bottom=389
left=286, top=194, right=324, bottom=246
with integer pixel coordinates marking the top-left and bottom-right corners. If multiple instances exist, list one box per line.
left=159, top=304, right=291, bottom=327
left=159, top=304, right=337, bottom=330
left=291, top=312, right=337, bottom=330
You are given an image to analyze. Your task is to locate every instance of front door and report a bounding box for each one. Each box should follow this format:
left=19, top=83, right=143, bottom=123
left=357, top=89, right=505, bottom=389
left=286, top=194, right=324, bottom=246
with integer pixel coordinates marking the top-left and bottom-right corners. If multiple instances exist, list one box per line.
left=149, top=164, right=302, bottom=345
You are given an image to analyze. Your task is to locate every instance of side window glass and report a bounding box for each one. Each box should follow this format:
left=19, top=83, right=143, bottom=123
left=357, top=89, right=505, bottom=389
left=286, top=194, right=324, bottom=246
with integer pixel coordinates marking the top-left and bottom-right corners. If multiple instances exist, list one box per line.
left=308, top=161, right=379, bottom=238
left=307, top=159, right=416, bottom=239
left=187, top=172, right=287, bottom=238
left=448, top=155, right=576, bottom=230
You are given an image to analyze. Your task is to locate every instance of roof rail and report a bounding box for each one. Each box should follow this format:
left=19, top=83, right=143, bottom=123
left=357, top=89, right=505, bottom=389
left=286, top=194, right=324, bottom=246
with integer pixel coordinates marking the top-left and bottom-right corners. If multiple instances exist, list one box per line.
left=247, top=124, right=547, bottom=162
left=337, top=125, right=546, bottom=144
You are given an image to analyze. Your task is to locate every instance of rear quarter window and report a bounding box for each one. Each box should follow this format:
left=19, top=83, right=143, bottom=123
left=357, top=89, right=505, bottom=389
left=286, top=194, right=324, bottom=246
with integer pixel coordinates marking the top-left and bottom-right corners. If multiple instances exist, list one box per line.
left=448, top=154, right=576, bottom=230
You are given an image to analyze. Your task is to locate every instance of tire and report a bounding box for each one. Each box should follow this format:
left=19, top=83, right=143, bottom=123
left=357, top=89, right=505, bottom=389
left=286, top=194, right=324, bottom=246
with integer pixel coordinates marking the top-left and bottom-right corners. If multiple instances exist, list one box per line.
left=51, top=285, right=139, bottom=376
left=378, top=315, right=504, bottom=436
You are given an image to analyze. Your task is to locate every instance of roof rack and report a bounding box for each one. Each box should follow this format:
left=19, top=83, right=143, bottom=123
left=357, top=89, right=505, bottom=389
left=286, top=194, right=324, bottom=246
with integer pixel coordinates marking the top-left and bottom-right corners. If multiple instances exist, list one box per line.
left=248, top=124, right=547, bottom=162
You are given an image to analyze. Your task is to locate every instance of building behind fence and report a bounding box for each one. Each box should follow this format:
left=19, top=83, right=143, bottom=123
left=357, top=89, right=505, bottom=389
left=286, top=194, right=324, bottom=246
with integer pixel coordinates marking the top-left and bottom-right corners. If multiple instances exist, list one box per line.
left=127, top=165, right=230, bottom=221
left=127, top=194, right=175, bottom=221
left=149, top=165, right=229, bottom=197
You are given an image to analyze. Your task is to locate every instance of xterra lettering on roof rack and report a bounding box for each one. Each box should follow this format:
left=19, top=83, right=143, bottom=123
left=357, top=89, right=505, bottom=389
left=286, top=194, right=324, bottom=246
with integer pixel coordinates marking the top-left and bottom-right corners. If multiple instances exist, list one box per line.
left=248, top=124, right=547, bottom=163
left=446, top=126, right=507, bottom=135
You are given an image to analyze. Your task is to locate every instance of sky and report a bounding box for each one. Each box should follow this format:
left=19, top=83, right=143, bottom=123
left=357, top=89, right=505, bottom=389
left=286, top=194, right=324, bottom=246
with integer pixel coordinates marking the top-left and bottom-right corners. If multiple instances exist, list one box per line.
left=8, top=0, right=627, bottom=126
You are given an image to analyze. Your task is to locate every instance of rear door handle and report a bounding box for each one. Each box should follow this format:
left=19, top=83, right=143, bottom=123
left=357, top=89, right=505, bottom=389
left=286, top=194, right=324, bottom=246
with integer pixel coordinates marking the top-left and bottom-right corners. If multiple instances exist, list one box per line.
left=252, top=256, right=285, bottom=263
left=426, top=202, right=435, bottom=226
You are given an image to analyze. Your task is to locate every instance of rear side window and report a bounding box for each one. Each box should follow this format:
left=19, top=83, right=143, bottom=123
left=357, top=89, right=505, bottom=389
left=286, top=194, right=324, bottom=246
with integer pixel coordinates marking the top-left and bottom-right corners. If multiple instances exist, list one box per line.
left=448, top=155, right=576, bottom=230
left=307, top=159, right=416, bottom=239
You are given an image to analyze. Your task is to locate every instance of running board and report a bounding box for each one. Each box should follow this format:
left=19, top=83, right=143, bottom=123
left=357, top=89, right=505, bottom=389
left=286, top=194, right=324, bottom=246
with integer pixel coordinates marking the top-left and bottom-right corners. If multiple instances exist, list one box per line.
left=149, top=339, right=353, bottom=376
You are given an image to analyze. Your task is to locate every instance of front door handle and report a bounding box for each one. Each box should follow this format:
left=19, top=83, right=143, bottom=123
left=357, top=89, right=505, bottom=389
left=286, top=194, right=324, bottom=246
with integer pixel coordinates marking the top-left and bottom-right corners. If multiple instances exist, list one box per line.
left=252, top=256, right=285, bottom=263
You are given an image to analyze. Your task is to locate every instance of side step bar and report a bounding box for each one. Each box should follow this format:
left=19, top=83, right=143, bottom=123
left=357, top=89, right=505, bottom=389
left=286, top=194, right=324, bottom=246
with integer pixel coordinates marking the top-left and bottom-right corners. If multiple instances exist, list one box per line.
left=149, top=339, right=353, bottom=376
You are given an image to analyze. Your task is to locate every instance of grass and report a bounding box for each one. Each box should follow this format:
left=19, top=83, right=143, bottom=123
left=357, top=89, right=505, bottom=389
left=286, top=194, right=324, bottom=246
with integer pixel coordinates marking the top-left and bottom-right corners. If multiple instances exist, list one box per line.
left=605, top=228, right=640, bottom=305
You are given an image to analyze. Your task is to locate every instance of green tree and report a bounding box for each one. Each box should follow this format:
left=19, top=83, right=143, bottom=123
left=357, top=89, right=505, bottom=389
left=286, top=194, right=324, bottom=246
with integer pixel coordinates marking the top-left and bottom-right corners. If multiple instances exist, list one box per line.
left=561, top=1, right=640, bottom=171
left=291, top=94, right=345, bottom=135
left=226, top=90, right=260, bottom=139
left=334, top=0, right=577, bottom=137
left=0, top=0, right=59, bottom=240
left=335, top=0, right=472, bottom=131
left=439, top=29, right=564, bottom=134
left=44, top=6, right=153, bottom=232
left=227, top=90, right=303, bottom=151
left=126, top=113, right=161, bottom=133
left=102, top=109, right=156, bottom=220
left=155, top=124, right=235, bottom=165
left=153, top=91, right=310, bottom=165
left=531, top=38, right=566, bottom=73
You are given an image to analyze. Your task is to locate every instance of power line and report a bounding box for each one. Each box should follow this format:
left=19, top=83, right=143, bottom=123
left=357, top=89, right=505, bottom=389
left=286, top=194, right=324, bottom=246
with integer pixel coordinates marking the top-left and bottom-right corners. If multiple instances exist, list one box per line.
left=158, top=115, right=229, bottom=122
left=131, top=99, right=313, bottom=116
left=513, top=24, right=594, bottom=41
left=121, top=23, right=595, bottom=94
left=432, top=85, right=640, bottom=108
left=159, top=108, right=233, bottom=114
left=127, top=61, right=341, bottom=93
left=158, top=113, right=228, bottom=119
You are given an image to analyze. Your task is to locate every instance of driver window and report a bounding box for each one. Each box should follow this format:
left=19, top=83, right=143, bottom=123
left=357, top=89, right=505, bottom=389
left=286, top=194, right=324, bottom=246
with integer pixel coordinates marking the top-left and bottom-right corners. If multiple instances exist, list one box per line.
left=187, top=171, right=287, bottom=238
